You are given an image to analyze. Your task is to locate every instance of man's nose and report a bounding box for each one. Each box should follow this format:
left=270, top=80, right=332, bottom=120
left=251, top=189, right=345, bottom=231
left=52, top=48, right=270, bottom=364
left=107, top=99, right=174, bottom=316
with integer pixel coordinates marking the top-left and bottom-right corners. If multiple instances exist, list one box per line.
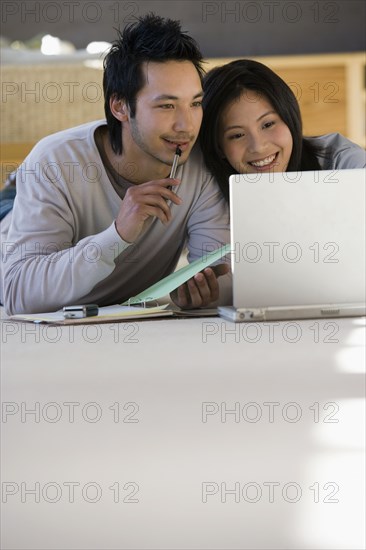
left=172, top=107, right=195, bottom=134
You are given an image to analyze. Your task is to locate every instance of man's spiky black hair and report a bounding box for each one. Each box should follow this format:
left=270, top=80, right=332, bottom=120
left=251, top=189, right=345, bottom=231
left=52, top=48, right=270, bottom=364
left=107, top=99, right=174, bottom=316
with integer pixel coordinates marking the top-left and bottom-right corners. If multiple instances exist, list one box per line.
left=103, top=13, right=204, bottom=154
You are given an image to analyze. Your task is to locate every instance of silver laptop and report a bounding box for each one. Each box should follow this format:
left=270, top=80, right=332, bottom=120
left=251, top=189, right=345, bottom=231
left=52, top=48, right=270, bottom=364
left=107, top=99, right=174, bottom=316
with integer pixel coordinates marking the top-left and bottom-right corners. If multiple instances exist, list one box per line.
left=218, top=169, right=366, bottom=322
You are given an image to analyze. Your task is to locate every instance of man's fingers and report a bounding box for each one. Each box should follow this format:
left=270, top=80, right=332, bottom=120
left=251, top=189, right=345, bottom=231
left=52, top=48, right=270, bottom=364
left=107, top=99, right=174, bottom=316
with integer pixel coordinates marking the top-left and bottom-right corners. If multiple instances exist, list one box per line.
left=170, top=262, right=231, bottom=310
left=210, top=263, right=230, bottom=277
left=116, top=178, right=182, bottom=242
left=129, top=182, right=182, bottom=206
left=132, top=191, right=182, bottom=223
left=164, top=178, right=181, bottom=188
left=175, top=283, right=191, bottom=308
left=188, top=277, right=207, bottom=307
left=195, top=269, right=219, bottom=303
left=139, top=178, right=181, bottom=193
left=142, top=194, right=173, bottom=221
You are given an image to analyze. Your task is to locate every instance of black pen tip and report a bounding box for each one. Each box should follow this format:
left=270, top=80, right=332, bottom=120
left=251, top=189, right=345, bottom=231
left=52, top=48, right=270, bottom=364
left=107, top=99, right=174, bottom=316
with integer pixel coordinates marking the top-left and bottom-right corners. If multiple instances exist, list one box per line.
left=176, top=146, right=182, bottom=156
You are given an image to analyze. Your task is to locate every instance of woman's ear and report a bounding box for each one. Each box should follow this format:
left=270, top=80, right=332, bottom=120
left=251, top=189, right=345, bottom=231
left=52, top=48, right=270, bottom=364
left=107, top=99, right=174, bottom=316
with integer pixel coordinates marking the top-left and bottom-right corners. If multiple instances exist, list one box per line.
left=110, top=95, right=129, bottom=122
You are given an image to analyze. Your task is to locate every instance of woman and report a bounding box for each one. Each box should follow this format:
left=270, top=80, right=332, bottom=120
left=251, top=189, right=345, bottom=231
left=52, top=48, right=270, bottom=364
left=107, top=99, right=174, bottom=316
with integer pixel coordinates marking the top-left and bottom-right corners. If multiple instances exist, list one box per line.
left=200, top=59, right=365, bottom=201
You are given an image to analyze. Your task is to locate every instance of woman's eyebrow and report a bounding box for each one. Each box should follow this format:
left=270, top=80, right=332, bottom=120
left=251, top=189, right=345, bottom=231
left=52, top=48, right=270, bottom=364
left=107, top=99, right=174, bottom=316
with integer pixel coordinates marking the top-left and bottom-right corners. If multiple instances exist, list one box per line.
left=223, top=110, right=277, bottom=132
left=257, top=110, right=276, bottom=121
left=224, top=125, right=244, bottom=132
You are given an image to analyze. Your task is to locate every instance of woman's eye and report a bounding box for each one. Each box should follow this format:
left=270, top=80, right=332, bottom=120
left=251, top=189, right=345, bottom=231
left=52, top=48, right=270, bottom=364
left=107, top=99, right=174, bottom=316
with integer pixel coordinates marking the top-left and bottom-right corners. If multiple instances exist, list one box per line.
left=229, top=133, right=245, bottom=140
left=263, top=121, right=275, bottom=129
left=192, top=101, right=202, bottom=108
left=159, top=104, right=174, bottom=109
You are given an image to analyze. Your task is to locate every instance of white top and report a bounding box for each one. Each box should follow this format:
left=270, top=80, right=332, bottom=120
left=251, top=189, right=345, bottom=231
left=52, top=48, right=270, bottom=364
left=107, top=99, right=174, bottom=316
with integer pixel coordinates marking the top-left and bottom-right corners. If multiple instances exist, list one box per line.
left=1, top=121, right=230, bottom=314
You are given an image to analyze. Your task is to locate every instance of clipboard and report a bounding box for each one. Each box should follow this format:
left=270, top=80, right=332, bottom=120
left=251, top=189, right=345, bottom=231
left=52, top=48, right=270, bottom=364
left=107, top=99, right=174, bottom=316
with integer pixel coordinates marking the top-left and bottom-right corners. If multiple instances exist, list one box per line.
left=124, top=243, right=231, bottom=305
left=9, top=244, right=231, bottom=324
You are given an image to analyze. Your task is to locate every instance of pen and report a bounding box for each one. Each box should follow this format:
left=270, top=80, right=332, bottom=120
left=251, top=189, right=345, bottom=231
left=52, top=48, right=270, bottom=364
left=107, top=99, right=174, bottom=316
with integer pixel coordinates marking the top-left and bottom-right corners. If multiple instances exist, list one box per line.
left=167, top=145, right=182, bottom=195
left=169, top=145, right=182, bottom=179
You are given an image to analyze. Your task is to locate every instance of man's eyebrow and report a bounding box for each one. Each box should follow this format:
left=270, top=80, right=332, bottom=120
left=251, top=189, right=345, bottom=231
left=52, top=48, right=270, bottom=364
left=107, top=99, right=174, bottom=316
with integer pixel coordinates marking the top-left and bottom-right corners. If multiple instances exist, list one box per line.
left=152, top=92, right=204, bottom=101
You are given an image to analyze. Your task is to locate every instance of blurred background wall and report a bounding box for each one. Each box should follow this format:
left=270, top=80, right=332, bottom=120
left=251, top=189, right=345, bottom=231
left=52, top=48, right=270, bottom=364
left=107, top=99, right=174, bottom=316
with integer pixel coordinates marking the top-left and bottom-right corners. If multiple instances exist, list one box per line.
left=1, top=0, right=365, bottom=56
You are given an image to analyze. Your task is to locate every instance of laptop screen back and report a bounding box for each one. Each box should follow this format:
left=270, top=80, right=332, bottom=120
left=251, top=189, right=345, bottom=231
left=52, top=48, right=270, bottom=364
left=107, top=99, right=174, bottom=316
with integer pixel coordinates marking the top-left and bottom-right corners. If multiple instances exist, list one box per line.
left=229, top=169, right=366, bottom=308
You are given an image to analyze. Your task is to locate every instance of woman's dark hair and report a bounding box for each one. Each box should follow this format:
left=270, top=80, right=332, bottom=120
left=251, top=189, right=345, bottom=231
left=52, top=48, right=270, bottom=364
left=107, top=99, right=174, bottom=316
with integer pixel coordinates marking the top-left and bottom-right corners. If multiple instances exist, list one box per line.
left=201, top=59, right=323, bottom=201
left=103, top=13, right=204, bottom=155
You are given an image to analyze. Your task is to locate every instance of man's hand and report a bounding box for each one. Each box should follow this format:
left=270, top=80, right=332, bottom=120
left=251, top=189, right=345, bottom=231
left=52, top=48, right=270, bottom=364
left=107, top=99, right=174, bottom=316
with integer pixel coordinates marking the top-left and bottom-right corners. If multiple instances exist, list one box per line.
left=115, top=178, right=181, bottom=243
left=171, top=263, right=230, bottom=309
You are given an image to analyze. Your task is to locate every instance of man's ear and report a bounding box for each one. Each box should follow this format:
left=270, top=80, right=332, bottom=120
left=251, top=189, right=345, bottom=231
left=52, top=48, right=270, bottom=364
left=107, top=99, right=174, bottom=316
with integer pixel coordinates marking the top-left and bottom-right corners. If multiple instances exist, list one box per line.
left=110, top=95, right=129, bottom=122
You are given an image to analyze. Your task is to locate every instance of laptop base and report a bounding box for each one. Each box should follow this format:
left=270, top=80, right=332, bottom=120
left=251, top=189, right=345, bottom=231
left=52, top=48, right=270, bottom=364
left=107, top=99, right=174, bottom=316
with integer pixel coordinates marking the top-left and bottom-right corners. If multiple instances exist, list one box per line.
left=218, top=304, right=366, bottom=323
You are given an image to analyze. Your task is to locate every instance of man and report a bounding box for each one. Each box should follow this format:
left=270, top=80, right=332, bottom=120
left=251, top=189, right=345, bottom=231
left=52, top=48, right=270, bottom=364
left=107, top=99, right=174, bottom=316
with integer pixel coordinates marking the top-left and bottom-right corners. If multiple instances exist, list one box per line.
left=0, top=14, right=230, bottom=314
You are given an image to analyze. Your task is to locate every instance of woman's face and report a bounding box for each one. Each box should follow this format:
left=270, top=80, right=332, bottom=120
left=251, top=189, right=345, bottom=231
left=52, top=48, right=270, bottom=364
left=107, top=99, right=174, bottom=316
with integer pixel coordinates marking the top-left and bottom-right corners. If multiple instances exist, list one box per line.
left=219, top=90, right=293, bottom=173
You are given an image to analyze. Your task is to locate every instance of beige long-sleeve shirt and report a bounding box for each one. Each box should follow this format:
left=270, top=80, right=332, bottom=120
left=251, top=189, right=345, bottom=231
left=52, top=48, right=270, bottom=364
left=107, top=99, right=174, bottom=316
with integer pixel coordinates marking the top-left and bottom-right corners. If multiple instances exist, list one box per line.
left=1, top=121, right=230, bottom=314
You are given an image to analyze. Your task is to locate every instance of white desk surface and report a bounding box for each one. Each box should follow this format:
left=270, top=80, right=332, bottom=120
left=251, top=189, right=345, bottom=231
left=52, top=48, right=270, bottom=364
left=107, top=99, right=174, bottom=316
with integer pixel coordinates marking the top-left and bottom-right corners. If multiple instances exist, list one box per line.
left=1, top=312, right=365, bottom=550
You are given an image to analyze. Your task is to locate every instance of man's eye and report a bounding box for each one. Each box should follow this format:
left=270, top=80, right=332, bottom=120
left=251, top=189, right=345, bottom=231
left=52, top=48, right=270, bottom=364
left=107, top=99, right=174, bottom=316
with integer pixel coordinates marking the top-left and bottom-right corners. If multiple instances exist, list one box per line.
left=158, top=104, right=174, bottom=109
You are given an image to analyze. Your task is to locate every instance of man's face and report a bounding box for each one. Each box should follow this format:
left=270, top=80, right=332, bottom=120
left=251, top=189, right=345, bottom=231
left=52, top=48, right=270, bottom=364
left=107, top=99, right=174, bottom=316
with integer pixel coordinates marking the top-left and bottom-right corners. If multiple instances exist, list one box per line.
left=124, top=60, right=203, bottom=171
